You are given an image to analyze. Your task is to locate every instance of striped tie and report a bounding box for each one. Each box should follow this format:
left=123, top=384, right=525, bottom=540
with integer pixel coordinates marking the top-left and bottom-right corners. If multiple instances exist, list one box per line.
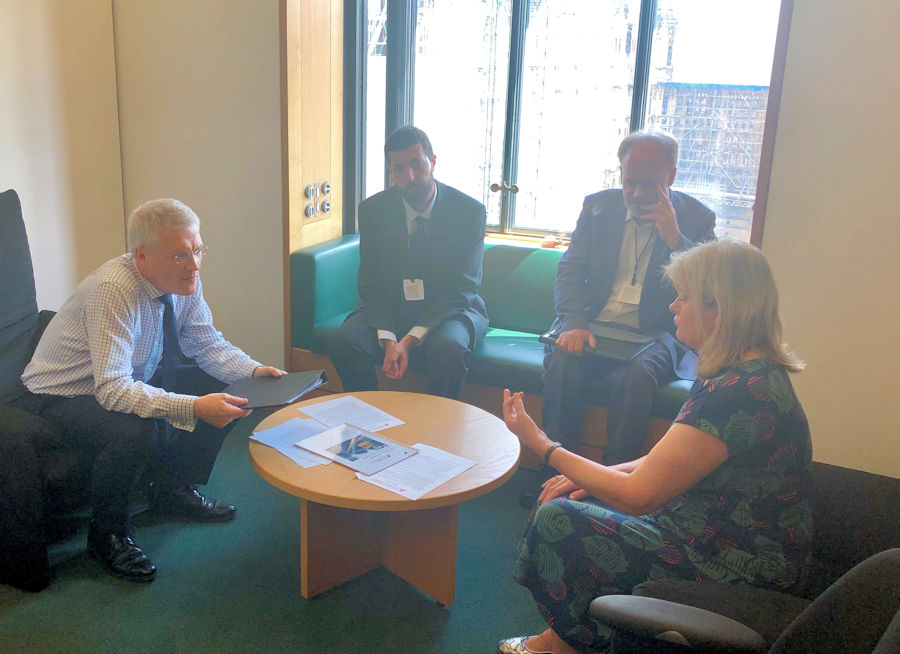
left=158, top=294, right=180, bottom=391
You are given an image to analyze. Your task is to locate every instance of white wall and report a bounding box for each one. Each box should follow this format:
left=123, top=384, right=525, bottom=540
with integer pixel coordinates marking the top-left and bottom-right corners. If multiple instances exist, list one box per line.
left=0, top=0, right=124, bottom=308
left=763, top=0, right=900, bottom=477
left=112, top=0, right=285, bottom=366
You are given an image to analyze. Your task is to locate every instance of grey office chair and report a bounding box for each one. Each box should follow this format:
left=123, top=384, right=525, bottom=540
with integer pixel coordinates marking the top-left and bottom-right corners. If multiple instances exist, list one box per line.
left=591, top=548, right=900, bottom=654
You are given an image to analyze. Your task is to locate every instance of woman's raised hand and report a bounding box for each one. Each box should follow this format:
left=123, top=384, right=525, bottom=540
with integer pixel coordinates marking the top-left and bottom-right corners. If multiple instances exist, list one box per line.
left=502, top=389, right=546, bottom=451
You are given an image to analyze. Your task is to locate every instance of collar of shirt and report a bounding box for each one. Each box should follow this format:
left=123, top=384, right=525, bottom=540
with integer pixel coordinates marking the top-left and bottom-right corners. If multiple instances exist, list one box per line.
left=402, top=183, right=438, bottom=234
left=624, top=210, right=655, bottom=232
left=624, top=209, right=658, bottom=259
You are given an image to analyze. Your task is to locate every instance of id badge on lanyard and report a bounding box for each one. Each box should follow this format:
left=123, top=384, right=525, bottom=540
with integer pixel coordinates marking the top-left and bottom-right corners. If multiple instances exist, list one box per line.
left=617, top=282, right=642, bottom=305
left=403, top=278, right=425, bottom=301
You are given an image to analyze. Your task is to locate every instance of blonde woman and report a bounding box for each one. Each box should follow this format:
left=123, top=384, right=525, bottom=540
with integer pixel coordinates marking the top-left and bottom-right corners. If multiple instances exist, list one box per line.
left=498, top=240, right=811, bottom=654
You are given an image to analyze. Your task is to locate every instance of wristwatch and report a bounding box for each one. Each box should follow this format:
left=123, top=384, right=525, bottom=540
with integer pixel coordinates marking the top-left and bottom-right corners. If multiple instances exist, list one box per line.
left=542, top=441, right=562, bottom=466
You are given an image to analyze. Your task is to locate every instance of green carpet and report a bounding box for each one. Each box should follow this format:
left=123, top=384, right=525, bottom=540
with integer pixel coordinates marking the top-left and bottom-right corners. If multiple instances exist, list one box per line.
left=0, top=412, right=546, bottom=653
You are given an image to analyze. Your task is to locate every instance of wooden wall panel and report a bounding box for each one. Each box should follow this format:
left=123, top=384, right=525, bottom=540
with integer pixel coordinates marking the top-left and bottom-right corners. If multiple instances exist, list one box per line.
left=285, top=0, right=343, bottom=254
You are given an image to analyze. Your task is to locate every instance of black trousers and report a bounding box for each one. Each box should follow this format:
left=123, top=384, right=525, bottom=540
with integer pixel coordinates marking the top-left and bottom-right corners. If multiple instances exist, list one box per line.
left=328, top=308, right=476, bottom=400
left=18, top=365, right=229, bottom=528
left=541, top=340, right=682, bottom=465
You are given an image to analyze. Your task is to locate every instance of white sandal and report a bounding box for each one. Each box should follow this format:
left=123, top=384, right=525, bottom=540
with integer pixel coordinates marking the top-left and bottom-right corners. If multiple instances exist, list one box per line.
left=497, top=635, right=552, bottom=654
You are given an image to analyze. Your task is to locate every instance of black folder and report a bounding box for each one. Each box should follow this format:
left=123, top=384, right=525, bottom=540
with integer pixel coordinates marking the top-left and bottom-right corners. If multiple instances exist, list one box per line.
left=224, top=370, right=327, bottom=409
left=539, top=322, right=656, bottom=362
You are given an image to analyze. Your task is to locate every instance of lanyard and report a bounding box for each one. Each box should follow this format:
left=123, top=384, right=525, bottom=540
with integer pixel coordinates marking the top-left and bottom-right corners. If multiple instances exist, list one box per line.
left=632, top=223, right=656, bottom=286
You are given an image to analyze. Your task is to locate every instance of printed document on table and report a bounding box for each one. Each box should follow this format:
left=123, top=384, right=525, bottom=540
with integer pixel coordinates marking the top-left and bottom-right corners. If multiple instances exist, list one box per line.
left=250, top=417, right=331, bottom=467
left=299, top=395, right=404, bottom=432
left=297, top=423, right=417, bottom=475
left=356, top=443, right=475, bottom=500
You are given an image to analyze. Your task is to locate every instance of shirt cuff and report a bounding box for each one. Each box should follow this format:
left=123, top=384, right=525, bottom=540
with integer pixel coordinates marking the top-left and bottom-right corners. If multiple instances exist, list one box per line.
left=406, top=326, right=428, bottom=343
left=377, top=330, right=397, bottom=346
left=243, top=360, right=264, bottom=380
left=167, top=393, right=199, bottom=432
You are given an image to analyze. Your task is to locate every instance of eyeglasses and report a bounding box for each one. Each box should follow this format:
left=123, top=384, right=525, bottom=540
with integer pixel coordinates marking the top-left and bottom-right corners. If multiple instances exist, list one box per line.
left=170, top=245, right=209, bottom=265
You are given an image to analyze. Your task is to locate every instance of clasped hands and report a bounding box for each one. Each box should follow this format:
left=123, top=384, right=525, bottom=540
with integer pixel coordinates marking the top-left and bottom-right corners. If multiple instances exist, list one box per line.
left=503, top=389, right=588, bottom=505
left=382, top=334, right=420, bottom=380
left=194, top=365, right=286, bottom=428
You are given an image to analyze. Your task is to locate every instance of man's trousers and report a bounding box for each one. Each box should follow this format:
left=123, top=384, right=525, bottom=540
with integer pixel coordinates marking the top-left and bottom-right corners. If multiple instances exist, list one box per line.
left=327, top=309, right=476, bottom=400
left=17, top=365, right=230, bottom=528
left=540, top=339, right=685, bottom=465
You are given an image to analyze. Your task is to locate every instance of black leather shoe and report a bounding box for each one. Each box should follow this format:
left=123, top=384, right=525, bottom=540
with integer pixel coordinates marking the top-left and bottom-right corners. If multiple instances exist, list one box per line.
left=151, top=483, right=237, bottom=522
left=87, top=523, right=157, bottom=582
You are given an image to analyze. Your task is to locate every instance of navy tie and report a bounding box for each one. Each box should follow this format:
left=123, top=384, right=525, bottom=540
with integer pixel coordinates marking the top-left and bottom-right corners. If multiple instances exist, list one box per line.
left=408, top=216, right=428, bottom=277
left=158, top=294, right=180, bottom=391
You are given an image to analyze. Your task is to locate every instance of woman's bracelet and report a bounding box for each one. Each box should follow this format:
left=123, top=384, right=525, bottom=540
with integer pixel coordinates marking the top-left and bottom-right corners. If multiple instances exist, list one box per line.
left=542, top=441, right=562, bottom=466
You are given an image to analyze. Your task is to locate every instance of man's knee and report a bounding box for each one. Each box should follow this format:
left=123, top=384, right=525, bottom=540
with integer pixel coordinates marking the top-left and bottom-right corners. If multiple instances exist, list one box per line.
left=426, top=335, right=469, bottom=372
left=328, top=321, right=369, bottom=360
left=109, top=412, right=157, bottom=453
left=542, top=347, right=587, bottom=390
left=327, top=324, right=354, bottom=361
left=619, top=358, right=660, bottom=392
left=75, top=409, right=156, bottom=470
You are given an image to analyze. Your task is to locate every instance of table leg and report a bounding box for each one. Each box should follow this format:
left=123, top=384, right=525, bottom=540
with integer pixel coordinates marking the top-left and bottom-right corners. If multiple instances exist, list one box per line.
left=383, top=505, right=459, bottom=606
left=299, top=499, right=384, bottom=599
left=299, top=501, right=459, bottom=605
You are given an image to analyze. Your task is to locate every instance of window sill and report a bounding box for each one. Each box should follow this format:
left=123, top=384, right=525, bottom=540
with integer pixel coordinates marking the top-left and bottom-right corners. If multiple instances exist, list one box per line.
left=485, top=232, right=569, bottom=251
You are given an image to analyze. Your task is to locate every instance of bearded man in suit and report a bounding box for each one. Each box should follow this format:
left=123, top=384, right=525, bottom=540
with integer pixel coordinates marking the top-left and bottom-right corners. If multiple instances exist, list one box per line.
left=328, top=125, right=488, bottom=400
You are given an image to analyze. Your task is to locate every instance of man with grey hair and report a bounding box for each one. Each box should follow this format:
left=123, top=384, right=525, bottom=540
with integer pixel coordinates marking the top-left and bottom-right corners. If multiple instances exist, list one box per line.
left=19, top=198, right=285, bottom=582
left=523, top=131, right=716, bottom=507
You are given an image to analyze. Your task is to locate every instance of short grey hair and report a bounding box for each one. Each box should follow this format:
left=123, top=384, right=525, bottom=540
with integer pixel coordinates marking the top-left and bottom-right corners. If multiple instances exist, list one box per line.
left=126, top=199, right=201, bottom=252
left=617, top=130, right=679, bottom=168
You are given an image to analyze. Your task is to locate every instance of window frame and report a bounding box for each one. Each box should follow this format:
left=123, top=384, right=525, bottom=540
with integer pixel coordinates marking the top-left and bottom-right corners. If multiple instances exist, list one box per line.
left=345, top=0, right=793, bottom=247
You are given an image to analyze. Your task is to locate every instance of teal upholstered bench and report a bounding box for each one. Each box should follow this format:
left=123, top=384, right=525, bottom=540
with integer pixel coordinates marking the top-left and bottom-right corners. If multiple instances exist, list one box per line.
left=289, top=235, right=691, bottom=461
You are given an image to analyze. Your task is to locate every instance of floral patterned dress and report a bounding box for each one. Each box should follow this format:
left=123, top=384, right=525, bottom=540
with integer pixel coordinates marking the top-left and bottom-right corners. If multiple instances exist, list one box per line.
left=513, top=358, right=812, bottom=652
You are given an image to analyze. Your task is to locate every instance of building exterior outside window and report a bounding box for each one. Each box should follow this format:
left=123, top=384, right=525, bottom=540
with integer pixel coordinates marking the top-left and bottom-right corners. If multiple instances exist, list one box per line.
left=365, top=0, right=781, bottom=242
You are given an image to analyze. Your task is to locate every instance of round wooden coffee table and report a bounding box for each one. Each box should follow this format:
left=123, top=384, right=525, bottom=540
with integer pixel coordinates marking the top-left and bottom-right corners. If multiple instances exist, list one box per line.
left=248, top=391, right=520, bottom=605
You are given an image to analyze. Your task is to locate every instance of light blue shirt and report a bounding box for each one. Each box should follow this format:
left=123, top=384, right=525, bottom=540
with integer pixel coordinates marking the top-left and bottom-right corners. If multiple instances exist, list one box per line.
left=22, top=254, right=260, bottom=431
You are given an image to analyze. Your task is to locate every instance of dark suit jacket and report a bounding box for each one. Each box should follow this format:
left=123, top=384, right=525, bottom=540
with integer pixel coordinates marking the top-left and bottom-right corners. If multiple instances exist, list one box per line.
left=550, top=188, right=716, bottom=377
left=355, top=181, right=489, bottom=344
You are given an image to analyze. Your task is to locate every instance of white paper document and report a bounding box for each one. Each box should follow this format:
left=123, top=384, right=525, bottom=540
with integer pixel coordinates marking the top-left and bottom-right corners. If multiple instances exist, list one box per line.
left=297, top=423, right=417, bottom=475
left=249, top=417, right=331, bottom=468
left=355, top=443, right=476, bottom=500
left=299, top=395, right=404, bottom=432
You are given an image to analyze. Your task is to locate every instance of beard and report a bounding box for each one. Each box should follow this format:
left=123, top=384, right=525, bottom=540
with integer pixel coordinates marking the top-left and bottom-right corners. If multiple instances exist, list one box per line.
left=401, top=179, right=434, bottom=208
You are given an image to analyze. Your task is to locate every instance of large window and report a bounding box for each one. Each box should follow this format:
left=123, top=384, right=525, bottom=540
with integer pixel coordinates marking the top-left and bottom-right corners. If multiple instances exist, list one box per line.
left=413, top=2, right=511, bottom=226
left=365, top=0, right=388, bottom=199
left=364, top=0, right=783, bottom=242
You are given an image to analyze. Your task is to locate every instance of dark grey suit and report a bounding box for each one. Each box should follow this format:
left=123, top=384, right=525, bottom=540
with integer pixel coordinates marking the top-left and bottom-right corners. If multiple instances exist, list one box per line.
left=328, top=181, right=488, bottom=399
left=542, top=188, right=716, bottom=463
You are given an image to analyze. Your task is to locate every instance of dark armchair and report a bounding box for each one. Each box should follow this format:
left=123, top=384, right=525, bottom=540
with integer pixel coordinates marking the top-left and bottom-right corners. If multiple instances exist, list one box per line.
left=0, top=189, right=94, bottom=591
left=590, top=463, right=900, bottom=653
